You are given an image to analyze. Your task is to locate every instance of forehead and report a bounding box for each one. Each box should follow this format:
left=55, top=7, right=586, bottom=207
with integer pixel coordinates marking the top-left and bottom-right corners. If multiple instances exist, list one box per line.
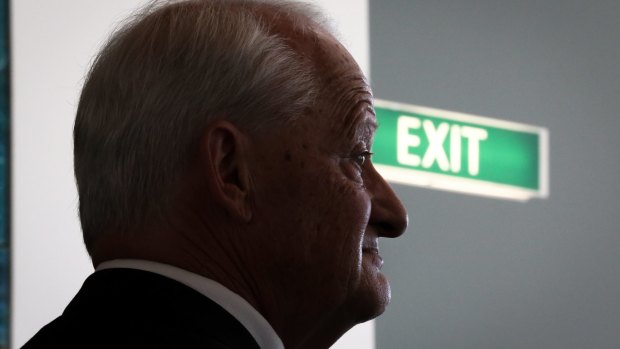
left=257, top=8, right=374, bottom=137
left=251, top=5, right=372, bottom=101
left=342, top=101, right=377, bottom=135
left=307, top=33, right=375, bottom=134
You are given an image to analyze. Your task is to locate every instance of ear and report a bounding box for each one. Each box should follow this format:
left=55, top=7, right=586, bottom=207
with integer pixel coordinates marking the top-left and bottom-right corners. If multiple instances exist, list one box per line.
left=201, top=121, right=253, bottom=222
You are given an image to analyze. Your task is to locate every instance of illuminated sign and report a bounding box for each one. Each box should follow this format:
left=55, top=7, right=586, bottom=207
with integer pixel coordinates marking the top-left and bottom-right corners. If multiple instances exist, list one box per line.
left=373, top=99, right=549, bottom=201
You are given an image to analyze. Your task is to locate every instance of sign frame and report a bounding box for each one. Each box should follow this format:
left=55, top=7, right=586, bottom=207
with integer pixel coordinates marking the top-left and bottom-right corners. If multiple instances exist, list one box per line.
left=373, top=99, right=549, bottom=201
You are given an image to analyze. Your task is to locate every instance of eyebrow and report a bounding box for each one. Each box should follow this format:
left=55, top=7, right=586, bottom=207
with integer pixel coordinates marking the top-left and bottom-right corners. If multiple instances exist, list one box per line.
left=360, top=117, right=378, bottom=142
left=366, top=104, right=376, bottom=116
left=343, top=102, right=378, bottom=139
left=365, top=106, right=378, bottom=131
left=361, top=123, right=377, bottom=142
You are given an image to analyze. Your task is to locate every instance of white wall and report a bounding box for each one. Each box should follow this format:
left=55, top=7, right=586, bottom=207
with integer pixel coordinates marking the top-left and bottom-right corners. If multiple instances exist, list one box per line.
left=10, top=1, right=370, bottom=348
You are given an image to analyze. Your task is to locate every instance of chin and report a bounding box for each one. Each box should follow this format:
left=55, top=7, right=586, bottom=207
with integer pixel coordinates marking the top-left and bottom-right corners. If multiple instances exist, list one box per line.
left=347, top=270, right=392, bottom=323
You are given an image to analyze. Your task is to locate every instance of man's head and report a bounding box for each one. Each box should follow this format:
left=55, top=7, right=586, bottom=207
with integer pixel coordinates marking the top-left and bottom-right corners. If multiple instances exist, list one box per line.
left=75, top=0, right=324, bottom=248
left=75, top=0, right=407, bottom=347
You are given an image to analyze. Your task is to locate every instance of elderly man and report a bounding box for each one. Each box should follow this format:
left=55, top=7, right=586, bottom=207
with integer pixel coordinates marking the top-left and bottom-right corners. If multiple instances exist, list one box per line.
left=24, top=0, right=407, bottom=348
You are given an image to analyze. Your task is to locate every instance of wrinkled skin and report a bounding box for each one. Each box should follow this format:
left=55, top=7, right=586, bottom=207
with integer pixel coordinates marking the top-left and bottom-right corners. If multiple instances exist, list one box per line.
left=91, top=14, right=408, bottom=349
left=241, top=29, right=408, bottom=348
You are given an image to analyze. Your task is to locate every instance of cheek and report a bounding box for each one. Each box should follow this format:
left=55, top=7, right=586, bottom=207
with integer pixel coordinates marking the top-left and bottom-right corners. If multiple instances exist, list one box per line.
left=254, top=147, right=371, bottom=259
left=312, top=174, right=371, bottom=262
left=313, top=181, right=372, bottom=301
left=338, top=160, right=364, bottom=185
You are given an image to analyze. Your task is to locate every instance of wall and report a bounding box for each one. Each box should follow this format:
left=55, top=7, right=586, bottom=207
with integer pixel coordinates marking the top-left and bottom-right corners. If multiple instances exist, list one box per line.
left=370, top=0, right=620, bottom=348
left=10, top=1, right=370, bottom=348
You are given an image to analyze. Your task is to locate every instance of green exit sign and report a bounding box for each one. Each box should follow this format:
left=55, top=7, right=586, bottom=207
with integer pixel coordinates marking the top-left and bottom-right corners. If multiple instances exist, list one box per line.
left=373, top=99, right=549, bottom=201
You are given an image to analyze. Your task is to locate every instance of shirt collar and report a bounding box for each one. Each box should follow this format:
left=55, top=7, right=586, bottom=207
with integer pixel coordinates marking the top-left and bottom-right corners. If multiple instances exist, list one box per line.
left=97, top=259, right=285, bottom=349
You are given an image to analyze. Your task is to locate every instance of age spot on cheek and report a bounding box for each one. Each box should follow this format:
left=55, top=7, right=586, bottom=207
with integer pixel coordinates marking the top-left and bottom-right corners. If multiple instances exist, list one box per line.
left=284, top=151, right=292, bottom=162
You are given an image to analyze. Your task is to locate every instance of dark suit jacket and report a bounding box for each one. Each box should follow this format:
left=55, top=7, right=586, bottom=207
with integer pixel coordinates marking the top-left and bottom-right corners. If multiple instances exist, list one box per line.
left=22, top=268, right=261, bottom=348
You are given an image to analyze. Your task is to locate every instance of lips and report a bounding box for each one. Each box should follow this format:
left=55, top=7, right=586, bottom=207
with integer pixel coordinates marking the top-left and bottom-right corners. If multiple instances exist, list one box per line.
left=362, top=243, right=383, bottom=268
left=362, top=246, right=379, bottom=254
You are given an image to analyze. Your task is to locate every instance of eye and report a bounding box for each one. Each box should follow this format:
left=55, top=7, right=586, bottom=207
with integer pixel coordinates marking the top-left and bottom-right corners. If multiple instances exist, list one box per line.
left=353, top=151, right=374, bottom=168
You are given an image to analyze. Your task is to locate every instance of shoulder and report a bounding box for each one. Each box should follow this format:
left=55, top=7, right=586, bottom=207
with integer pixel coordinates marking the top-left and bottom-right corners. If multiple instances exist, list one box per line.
left=22, top=269, right=260, bottom=348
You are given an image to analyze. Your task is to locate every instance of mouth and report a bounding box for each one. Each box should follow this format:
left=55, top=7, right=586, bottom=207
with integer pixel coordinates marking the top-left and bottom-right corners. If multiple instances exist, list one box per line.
left=362, top=246, right=378, bottom=254
left=362, top=245, right=384, bottom=268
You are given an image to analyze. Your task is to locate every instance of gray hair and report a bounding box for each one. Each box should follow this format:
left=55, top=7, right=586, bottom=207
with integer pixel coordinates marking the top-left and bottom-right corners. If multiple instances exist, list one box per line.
left=74, top=0, right=333, bottom=253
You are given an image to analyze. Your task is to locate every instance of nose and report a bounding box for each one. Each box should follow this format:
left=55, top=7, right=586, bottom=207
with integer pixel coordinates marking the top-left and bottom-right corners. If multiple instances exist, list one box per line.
left=367, top=163, right=408, bottom=238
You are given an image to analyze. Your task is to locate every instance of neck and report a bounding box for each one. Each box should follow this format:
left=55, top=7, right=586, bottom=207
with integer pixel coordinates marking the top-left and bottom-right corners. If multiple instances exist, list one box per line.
left=91, top=215, right=359, bottom=349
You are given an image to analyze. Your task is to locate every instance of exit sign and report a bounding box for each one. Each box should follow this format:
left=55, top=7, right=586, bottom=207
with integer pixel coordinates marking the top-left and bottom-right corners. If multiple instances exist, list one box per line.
left=373, top=99, right=549, bottom=201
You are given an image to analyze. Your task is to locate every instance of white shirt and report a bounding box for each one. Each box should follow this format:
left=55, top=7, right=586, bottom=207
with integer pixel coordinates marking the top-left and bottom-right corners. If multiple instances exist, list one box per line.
left=97, top=259, right=285, bottom=349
